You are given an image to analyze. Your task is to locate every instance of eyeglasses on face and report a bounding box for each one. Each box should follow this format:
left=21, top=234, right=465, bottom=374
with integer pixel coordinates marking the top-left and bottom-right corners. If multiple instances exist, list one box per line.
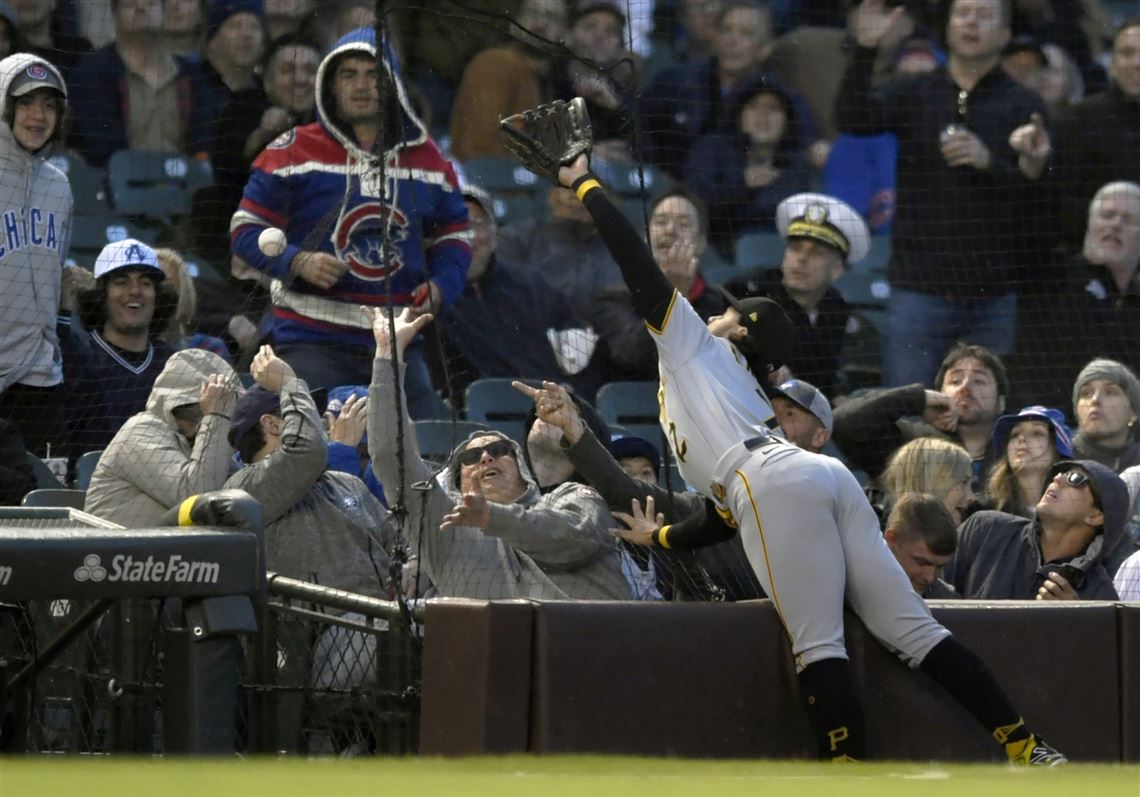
left=458, top=440, right=514, bottom=467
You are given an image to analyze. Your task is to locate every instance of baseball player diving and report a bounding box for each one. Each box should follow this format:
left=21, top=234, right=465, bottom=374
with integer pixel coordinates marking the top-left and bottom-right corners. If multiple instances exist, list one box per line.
left=497, top=99, right=1065, bottom=764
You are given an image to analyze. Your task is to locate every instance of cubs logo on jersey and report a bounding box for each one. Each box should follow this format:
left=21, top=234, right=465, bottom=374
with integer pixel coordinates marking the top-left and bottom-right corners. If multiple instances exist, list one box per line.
left=333, top=202, right=410, bottom=281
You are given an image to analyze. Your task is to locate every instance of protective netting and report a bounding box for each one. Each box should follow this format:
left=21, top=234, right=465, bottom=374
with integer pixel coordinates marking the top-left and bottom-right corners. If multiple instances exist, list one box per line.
left=0, top=0, right=1139, bottom=665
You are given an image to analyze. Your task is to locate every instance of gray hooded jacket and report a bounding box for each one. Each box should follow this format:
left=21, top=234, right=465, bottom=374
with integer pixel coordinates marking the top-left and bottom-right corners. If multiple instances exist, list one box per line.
left=0, top=54, right=72, bottom=391
left=224, top=376, right=394, bottom=599
left=85, top=349, right=237, bottom=527
left=368, top=359, right=634, bottom=600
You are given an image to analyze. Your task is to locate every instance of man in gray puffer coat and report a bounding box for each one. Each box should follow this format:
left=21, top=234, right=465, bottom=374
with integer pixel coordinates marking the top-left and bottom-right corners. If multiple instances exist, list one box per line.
left=366, top=307, right=635, bottom=600
left=947, top=459, right=1132, bottom=600
left=85, top=348, right=239, bottom=527
left=225, top=345, right=394, bottom=599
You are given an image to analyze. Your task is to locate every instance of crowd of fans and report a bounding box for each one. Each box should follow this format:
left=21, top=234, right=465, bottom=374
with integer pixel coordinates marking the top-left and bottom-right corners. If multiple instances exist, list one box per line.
left=1, top=0, right=1140, bottom=610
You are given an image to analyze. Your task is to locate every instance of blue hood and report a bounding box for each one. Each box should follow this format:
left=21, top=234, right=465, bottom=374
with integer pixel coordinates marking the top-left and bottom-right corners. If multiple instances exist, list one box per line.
left=314, top=26, right=428, bottom=156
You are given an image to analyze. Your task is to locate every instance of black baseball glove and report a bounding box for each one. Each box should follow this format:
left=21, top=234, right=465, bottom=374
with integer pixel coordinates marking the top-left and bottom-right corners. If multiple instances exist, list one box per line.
left=497, top=97, right=593, bottom=184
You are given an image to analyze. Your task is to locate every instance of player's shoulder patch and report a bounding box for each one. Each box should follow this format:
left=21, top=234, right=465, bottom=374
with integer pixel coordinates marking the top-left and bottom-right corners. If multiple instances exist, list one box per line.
left=267, top=128, right=296, bottom=150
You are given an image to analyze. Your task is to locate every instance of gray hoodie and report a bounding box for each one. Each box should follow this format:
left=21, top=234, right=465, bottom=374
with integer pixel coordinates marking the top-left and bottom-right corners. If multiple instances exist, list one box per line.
left=224, top=376, right=394, bottom=599
left=0, top=53, right=72, bottom=391
left=368, top=359, right=634, bottom=600
left=85, top=349, right=237, bottom=527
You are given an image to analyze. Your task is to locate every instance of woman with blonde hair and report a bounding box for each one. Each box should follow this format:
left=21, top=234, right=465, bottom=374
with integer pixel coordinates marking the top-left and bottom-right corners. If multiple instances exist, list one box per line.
left=155, top=248, right=231, bottom=362
left=986, top=406, right=1072, bottom=519
left=881, top=437, right=974, bottom=524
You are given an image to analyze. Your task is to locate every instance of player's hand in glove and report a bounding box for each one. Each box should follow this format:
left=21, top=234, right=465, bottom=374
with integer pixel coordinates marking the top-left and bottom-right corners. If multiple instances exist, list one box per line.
left=498, top=97, right=593, bottom=185
left=611, top=496, right=665, bottom=547
left=513, top=380, right=586, bottom=444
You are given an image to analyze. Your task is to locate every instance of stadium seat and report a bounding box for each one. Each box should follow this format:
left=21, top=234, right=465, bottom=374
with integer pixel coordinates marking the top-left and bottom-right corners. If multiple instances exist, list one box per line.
left=464, top=378, right=536, bottom=445
left=75, top=450, right=102, bottom=491
left=856, top=235, right=891, bottom=272
left=107, top=150, right=214, bottom=221
left=734, top=232, right=785, bottom=270
left=460, top=157, right=549, bottom=227
left=590, top=160, right=672, bottom=199
left=48, top=153, right=110, bottom=215
left=596, top=381, right=662, bottom=444
left=834, top=268, right=891, bottom=311
left=21, top=488, right=86, bottom=510
left=415, top=420, right=491, bottom=464
left=67, top=214, right=157, bottom=268
left=25, top=451, right=64, bottom=488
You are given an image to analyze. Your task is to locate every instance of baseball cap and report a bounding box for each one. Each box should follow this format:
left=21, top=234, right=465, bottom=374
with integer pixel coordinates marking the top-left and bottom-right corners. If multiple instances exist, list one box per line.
left=709, top=285, right=794, bottom=374
left=9, top=60, right=67, bottom=100
left=228, top=383, right=329, bottom=448
left=991, top=405, right=1073, bottom=459
left=207, top=0, right=265, bottom=42
left=777, top=192, right=870, bottom=265
left=228, top=385, right=279, bottom=448
left=92, top=238, right=165, bottom=282
left=767, top=379, right=833, bottom=434
left=460, top=183, right=495, bottom=220
left=610, top=434, right=661, bottom=474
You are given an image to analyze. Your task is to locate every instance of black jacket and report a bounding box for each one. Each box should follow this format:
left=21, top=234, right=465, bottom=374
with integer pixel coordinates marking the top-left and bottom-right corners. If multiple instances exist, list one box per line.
left=835, top=46, right=1050, bottom=296
left=1054, top=85, right=1140, bottom=246
left=727, top=269, right=851, bottom=398
left=946, top=460, right=1131, bottom=599
left=831, top=383, right=996, bottom=487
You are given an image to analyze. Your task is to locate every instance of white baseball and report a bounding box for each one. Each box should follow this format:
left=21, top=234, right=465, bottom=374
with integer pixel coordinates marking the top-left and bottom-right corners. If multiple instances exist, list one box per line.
left=258, top=227, right=287, bottom=257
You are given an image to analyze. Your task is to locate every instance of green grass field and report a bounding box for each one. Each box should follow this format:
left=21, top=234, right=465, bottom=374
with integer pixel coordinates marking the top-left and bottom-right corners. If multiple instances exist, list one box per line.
left=1, top=756, right=1138, bottom=797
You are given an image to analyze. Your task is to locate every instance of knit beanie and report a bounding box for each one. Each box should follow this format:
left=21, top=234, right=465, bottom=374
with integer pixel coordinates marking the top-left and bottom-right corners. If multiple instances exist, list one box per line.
left=207, top=0, right=264, bottom=41
left=1072, top=358, right=1140, bottom=419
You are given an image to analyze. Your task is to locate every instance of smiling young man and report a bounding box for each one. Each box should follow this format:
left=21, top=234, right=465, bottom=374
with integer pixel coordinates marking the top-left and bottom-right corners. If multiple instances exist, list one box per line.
left=0, top=54, right=73, bottom=457
left=69, top=239, right=176, bottom=457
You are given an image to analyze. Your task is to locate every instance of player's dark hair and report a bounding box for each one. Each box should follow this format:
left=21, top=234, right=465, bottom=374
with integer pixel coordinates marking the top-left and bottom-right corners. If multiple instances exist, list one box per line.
left=934, top=342, right=1009, bottom=399
left=77, top=275, right=178, bottom=337
left=887, top=492, right=959, bottom=556
left=651, top=184, right=709, bottom=238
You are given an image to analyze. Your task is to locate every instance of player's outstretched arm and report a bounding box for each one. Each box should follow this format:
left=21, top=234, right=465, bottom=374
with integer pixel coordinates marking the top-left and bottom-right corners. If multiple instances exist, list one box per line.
left=612, top=496, right=735, bottom=550
left=558, top=155, right=676, bottom=330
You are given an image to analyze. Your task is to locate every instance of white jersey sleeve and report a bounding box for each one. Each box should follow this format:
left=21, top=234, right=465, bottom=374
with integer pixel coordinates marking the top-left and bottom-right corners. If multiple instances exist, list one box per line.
left=647, top=289, right=710, bottom=367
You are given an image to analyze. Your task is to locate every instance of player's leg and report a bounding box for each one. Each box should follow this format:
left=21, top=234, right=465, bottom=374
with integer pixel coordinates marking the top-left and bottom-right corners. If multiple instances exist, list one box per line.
left=731, top=448, right=864, bottom=760
left=829, top=461, right=1065, bottom=765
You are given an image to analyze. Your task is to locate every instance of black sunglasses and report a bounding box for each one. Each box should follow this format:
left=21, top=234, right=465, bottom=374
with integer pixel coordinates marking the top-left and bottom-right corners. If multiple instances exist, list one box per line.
left=457, top=440, right=514, bottom=467
left=1060, top=469, right=1102, bottom=507
left=1062, top=470, right=1089, bottom=488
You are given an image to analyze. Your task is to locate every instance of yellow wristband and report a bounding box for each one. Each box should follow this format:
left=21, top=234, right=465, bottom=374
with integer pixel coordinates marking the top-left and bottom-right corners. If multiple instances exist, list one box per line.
left=177, top=495, right=199, bottom=527
left=575, top=178, right=601, bottom=202
left=657, top=525, right=672, bottom=549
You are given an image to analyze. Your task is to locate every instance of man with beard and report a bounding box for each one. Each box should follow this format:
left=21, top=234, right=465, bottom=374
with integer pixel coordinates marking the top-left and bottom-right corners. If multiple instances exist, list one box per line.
left=833, top=343, right=1007, bottom=490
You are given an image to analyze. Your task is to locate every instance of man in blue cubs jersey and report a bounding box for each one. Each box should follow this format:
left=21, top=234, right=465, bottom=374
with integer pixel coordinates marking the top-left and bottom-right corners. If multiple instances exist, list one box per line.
left=230, top=27, right=470, bottom=417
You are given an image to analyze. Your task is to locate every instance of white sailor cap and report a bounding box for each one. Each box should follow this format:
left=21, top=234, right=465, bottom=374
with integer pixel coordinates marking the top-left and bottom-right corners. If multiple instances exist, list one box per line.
left=93, top=238, right=165, bottom=281
left=776, top=192, right=870, bottom=265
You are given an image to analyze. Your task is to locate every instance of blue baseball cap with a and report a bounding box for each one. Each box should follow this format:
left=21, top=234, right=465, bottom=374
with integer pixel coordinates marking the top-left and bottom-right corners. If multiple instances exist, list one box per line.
left=767, top=378, right=833, bottom=434
left=992, top=405, right=1073, bottom=458
left=610, top=434, right=661, bottom=474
